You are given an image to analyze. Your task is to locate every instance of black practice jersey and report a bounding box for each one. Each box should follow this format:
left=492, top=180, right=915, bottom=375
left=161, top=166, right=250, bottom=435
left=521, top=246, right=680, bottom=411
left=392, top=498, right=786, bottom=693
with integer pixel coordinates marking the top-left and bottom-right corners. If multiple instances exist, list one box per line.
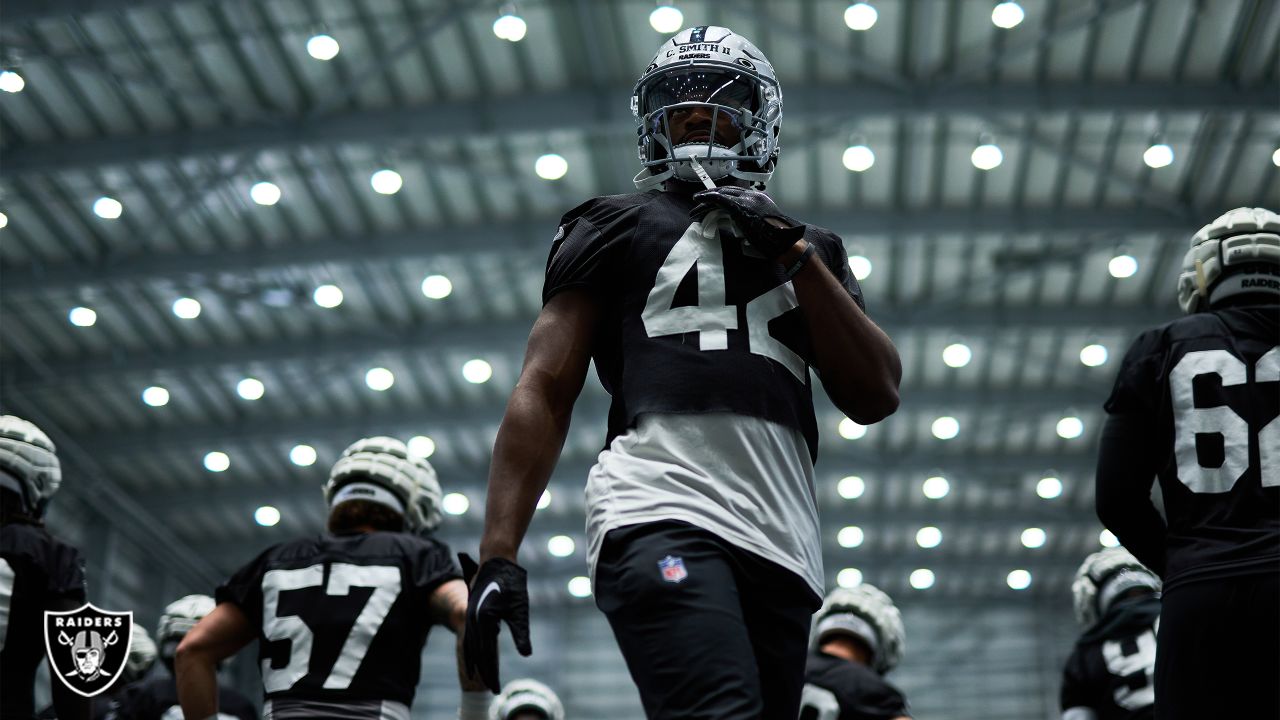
left=216, top=531, right=460, bottom=709
left=107, top=669, right=256, bottom=720
left=800, top=650, right=910, bottom=720
left=544, top=190, right=865, bottom=461
left=1, top=522, right=87, bottom=719
left=1104, top=305, right=1280, bottom=588
left=1060, top=596, right=1160, bottom=719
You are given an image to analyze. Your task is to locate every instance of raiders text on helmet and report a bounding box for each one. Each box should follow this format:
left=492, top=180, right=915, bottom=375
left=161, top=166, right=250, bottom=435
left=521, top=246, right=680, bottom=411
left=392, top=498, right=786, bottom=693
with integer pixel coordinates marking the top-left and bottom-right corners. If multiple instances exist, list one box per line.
left=0, top=414, right=62, bottom=517
left=156, top=594, right=216, bottom=663
left=489, top=678, right=565, bottom=720
left=812, top=584, right=905, bottom=674
left=324, top=436, right=439, bottom=528
left=632, top=26, right=783, bottom=190
left=1071, top=548, right=1161, bottom=627
left=1176, top=206, right=1280, bottom=313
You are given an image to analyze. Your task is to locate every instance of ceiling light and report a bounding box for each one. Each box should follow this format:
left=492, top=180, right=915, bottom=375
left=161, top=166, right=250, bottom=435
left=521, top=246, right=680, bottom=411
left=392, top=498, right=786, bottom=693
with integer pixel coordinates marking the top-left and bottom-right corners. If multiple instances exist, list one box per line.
left=236, top=377, right=265, bottom=400
left=535, top=153, right=568, bottom=180
left=493, top=13, right=528, bottom=41
left=649, top=5, right=683, bottom=33
left=0, top=211, right=9, bottom=228
left=1020, top=527, right=1046, bottom=548
left=931, top=416, right=960, bottom=440
left=1108, top=254, right=1138, bottom=278
left=1036, top=476, right=1063, bottom=499
left=313, top=284, right=343, bottom=308
left=1057, top=416, right=1084, bottom=439
left=548, top=535, right=575, bottom=557
left=250, top=181, right=281, bottom=206
left=1099, top=529, right=1120, bottom=547
left=442, top=492, right=470, bottom=515
left=289, top=444, right=317, bottom=467
left=306, top=34, right=340, bottom=60
left=463, top=359, right=492, bottom=384
left=942, top=343, right=971, bottom=368
left=843, top=2, right=878, bottom=30
left=254, top=505, right=281, bottom=527
left=837, top=525, right=864, bottom=548
left=370, top=169, right=403, bottom=195
left=537, top=489, right=551, bottom=510
left=1272, top=148, right=1280, bottom=167
left=567, top=576, right=592, bottom=597
left=172, top=297, right=201, bottom=319
left=836, top=568, right=863, bottom=588
left=848, top=255, right=872, bottom=280
left=1142, top=143, right=1174, bottom=169
left=0, top=70, right=25, bottom=93
left=421, top=274, right=452, bottom=299
left=991, top=2, right=1025, bottom=28
left=69, top=306, right=97, bottom=327
left=909, top=568, right=935, bottom=589
left=93, top=197, right=123, bottom=219
left=837, top=475, right=865, bottom=500
left=838, top=417, right=867, bottom=440
left=1006, top=569, right=1032, bottom=590
left=141, top=386, right=170, bottom=407
left=203, top=451, right=230, bottom=473
left=408, top=435, right=435, bottom=459
left=1080, top=344, right=1108, bottom=367
left=365, top=367, right=395, bottom=391
left=841, top=144, right=875, bottom=172
left=971, top=143, right=1003, bottom=170
left=922, top=475, right=950, bottom=499
left=916, top=526, right=942, bottom=548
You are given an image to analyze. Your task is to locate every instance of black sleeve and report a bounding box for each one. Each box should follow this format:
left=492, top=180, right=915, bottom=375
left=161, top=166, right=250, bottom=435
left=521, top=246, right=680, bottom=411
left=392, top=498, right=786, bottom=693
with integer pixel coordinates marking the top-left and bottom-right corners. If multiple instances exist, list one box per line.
left=214, top=547, right=275, bottom=630
left=1103, top=330, right=1163, bottom=415
left=809, top=229, right=865, bottom=311
left=411, top=538, right=463, bottom=592
left=843, top=678, right=909, bottom=719
left=1095, top=414, right=1168, bottom=576
left=1060, top=647, right=1095, bottom=713
left=542, top=198, right=635, bottom=304
left=49, top=542, right=88, bottom=603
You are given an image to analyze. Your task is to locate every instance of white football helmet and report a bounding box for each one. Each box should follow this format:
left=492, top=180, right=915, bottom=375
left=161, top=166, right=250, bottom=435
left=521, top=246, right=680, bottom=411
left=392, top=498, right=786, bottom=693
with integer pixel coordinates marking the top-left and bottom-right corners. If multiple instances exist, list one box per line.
left=0, top=415, right=61, bottom=517
left=324, top=436, right=429, bottom=521
left=156, top=594, right=216, bottom=663
left=123, top=625, right=158, bottom=683
left=633, top=25, right=783, bottom=190
left=405, top=455, right=443, bottom=535
left=1176, top=206, right=1280, bottom=313
left=1072, top=548, right=1161, bottom=627
left=489, top=678, right=565, bottom=720
left=812, top=584, right=905, bottom=675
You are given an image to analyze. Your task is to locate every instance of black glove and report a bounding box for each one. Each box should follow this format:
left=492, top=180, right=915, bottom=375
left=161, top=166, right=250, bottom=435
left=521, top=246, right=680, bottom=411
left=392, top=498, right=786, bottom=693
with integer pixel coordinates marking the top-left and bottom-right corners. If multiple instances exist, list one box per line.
left=691, top=186, right=806, bottom=260
left=458, top=553, right=531, bottom=693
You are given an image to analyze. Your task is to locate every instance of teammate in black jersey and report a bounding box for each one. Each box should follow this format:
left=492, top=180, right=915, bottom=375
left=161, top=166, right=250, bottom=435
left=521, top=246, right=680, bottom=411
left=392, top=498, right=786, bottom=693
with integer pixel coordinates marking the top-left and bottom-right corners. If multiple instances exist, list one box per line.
left=0, top=414, right=91, bottom=720
left=175, top=437, right=482, bottom=720
left=462, top=26, right=901, bottom=719
left=1060, top=549, right=1161, bottom=720
left=1096, top=207, right=1280, bottom=718
left=490, top=679, right=564, bottom=720
left=800, top=585, right=910, bottom=720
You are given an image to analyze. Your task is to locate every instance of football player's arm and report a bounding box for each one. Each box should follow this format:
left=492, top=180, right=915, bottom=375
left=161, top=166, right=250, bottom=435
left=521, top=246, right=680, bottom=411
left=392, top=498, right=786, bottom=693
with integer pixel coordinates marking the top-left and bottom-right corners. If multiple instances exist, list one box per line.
left=1095, top=413, right=1167, bottom=576
left=47, top=595, right=92, bottom=720
left=478, top=289, right=599, bottom=563
left=428, top=578, right=488, bottom=693
left=175, top=602, right=255, bottom=719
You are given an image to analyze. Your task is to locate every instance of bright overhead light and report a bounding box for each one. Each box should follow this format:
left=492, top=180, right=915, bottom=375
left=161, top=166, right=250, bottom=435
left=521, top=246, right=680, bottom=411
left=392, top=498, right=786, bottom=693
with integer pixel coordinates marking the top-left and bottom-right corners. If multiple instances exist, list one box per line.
left=0, top=211, right=9, bottom=228
left=203, top=451, right=230, bottom=473
left=991, top=1, right=1025, bottom=28
left=838, top=417, right=867, bottom=440
left=236, top=377, right=265, bottom=400
left=1142, top=143, right=1174, bottom=169
left=370, top=169, right=403, bottom=195
left=93, top=197, right=123, bottom=219
left=365, top=367, right=395, bottom=391
left=837, top=525, right=864, bottom=548
left=408, top=435, right=435, bottom=459
left=1099, top=529, right=1120, bottom=548
left=837, top=475, right=865, bottom=500
left=916, top=526, right=942, bottom=548
left=421, top=274, right=452, bottom=299
left=289, top=444, right=317, bottom=467
left=493, top=13, right=528, bottom=41
left=848, top=255, right=872, bottom=280
left=922, top=476, right=950, bottom=499
left=0, top=70, right=25, bottom=93
left=931, top=416, right=960, bottom=440
left=442, top=492, right=470, bottom=515
left=1057, top=416, right=1084, bottom=439
left=1006, top=569, right=1032, bottom=590
left=172, top=297, right=201, bottom=319
left=1108, top=254, right=1138, bottom=278
left=942, top=343, right=971, bottom=368
left=1036, top=476, right=1063, bottom=499
left=1080, top=343, right=1108, bottom=367
left=69, top=306, right=97, bottom=327
left=841, top=144, right=875, bottom=172
left=971, top=143, right=1003, bottom=170
left=1272, top=148, right=1280, bottom=167
left=537, top=489, right=552, bottom=510
left=141, top=386, right=170, bottom=407
left=836, top=568, right=863, bottom=588
left=535, top=153, right=568, bottom=180
left=462, top=359, right=492, bottom=384
left=547, top=535, right=575, bottom=557
left=250, top=181, right=281, bottom=206
left=1020, top=527, right=1046, bottom=548
left=306, top=34, right=340, bottom=60
left=909, top=568, right=935, bottom=590
left=313, top=284, right=343, bottom=308
left=254, top=505, right=281, bottom=527
left=649, top=5, right=683, bottom=33
left=843, top=2, right=878, bottom=30
left=567, top=576, right=592, bottom=598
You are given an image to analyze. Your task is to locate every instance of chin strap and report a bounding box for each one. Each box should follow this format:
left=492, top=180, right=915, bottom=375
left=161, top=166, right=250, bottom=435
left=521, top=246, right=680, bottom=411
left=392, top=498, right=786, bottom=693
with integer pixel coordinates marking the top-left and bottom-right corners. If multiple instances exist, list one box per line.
left=687, top=155, right=717, bottom=190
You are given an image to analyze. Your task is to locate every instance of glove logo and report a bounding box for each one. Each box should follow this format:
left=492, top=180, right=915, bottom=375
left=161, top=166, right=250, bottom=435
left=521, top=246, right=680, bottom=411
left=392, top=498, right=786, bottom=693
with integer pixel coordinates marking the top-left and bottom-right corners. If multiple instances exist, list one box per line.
left=44, top=603, right=134, bottom=698
left=475, top=581, right=501, bottom=617
left=658, top=555, right=688, bottom=583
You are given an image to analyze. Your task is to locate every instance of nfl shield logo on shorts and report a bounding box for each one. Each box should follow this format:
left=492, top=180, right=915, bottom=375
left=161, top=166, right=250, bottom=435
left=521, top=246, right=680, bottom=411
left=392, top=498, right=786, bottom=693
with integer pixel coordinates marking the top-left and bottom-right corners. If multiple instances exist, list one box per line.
left=44, top=603, right=134, bottom=697
left=658, top=555, right=688, bottom=583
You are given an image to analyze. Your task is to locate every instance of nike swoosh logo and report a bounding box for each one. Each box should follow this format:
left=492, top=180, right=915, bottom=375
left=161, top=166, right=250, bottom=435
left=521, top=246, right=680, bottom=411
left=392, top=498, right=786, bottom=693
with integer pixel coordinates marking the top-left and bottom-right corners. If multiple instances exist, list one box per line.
left=475, top=581, right=501, bottom=619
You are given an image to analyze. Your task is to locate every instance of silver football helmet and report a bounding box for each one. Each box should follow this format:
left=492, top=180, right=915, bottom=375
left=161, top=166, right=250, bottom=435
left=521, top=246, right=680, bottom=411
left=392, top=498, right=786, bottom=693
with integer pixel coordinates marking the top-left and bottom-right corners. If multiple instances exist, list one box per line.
left=405, top=454, right=443, bottom=535
left=123, top=625, right=158, bottom=684
left=324, top=436, right=428, bottom=520
left=1072, top=548, right=1161, bottom=627
left=633, top=25, right=783, bottom=190
left=156, top=594, right=216, bottom=663
left=489, top=678, right=565, bottom=720
left=812, top=584, right=905, bottom=675
left=1176, top=206, right=1280, bottom=313
left=0, top=415, right=61, bottom=517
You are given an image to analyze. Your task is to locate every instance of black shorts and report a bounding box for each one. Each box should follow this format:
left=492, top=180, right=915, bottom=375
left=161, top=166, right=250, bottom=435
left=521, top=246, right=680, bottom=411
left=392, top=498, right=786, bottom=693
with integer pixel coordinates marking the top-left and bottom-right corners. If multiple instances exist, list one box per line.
left=1155, top=572, right=1279, bottom=719
left=594, top=520, right=821, bottom=720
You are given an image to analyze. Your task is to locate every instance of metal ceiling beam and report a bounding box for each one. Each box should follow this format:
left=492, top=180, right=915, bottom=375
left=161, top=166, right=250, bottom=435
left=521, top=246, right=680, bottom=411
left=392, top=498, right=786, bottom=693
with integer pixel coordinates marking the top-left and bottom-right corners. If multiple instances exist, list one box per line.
left=1, top=0, right=179, bottom=23
left=2, top=82, right=1270, bottom=176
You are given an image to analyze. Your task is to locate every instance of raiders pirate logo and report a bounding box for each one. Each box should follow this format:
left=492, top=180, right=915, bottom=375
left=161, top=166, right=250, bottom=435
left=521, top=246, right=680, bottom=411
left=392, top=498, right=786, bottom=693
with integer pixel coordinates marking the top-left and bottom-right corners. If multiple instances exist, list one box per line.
left=44, top=603, right=134, bottom=697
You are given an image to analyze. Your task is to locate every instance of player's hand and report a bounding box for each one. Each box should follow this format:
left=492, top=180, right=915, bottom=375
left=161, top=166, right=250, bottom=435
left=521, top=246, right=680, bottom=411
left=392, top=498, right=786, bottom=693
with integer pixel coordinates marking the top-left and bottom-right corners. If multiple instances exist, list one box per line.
left=692, top=186, right=805, bottom=260
left=458, top=553, right=531, bottom=693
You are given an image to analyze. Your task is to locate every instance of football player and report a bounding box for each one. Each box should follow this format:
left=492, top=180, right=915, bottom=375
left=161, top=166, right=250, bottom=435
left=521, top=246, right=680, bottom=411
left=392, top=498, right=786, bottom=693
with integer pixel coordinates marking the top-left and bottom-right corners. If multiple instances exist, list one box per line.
left=1096, top=206, right=1279, bottom=718
left=107, top=594, right=255, bottom=720
left=0, top=414, right=91, bottom=720
left=490, top=679, right=564, bottom=720
left=800, top=585, right=910, bottom=720
left=1060, top=549, right=1161, bottom=720
left=462, top=25, right=901, bottom=719
left=174, top=437, right=483, bottom=719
